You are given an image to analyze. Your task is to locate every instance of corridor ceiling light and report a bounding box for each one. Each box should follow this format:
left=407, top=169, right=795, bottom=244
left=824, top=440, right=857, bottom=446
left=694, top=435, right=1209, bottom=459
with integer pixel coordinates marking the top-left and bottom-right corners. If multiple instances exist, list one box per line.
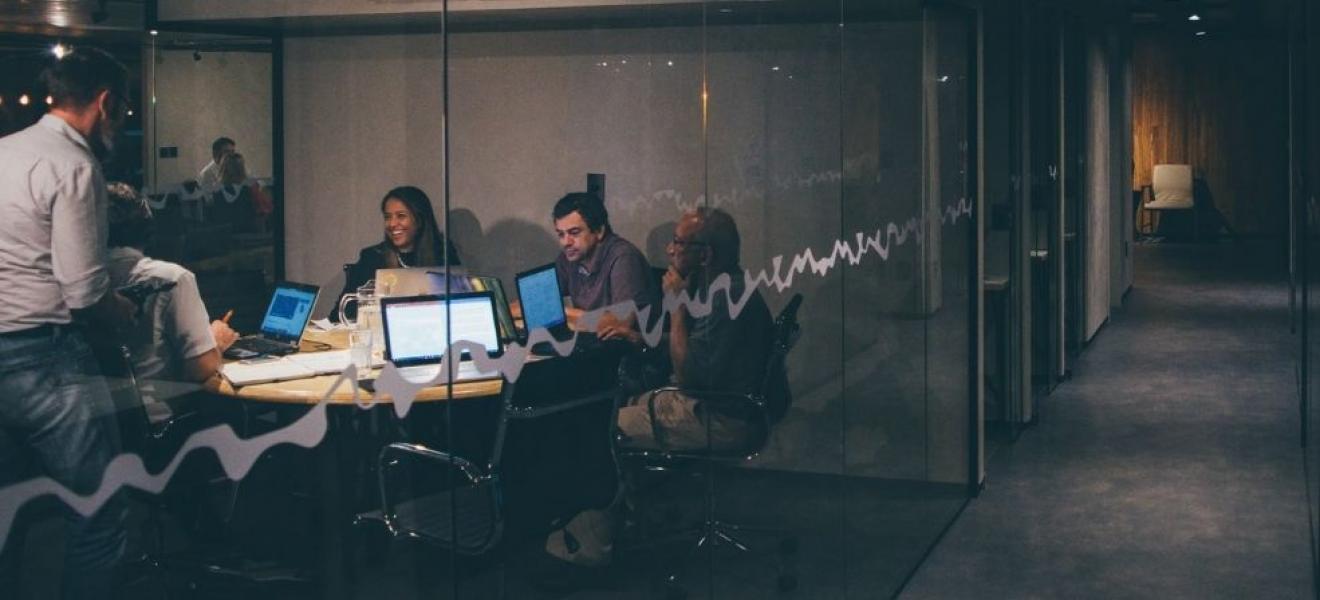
left=1195, top=30, right=1207, bottom=36
left=149, top=30, right=158, bottom=36
left=45, top=95, right=53, bottom=105
left=19, top=94, right=30, bottom=106
left=51, top=43, right=68, bottom=58
left=1188, top=14, right=1201, bottom=21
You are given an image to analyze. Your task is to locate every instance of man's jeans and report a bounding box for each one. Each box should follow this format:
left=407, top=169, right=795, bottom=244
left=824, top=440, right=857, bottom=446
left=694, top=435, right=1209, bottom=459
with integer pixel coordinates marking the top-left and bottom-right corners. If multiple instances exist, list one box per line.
left=0, top=325, right=127, bottom=600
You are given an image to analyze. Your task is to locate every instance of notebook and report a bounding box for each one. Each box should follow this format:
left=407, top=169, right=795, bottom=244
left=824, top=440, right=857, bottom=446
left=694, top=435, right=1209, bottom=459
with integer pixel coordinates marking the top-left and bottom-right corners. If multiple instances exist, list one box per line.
left=224, top=281, right=319, bottom=358
left=379, top=292, right=503, bottom=384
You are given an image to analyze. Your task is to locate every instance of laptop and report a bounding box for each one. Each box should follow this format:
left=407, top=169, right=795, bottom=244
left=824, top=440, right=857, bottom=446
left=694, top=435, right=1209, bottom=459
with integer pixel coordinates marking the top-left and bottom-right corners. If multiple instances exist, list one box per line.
left=224, top=281, right=320, bottom=358
left=514, top=263, right=604, bottom=355
left=515, top=263, right=571, bottom=341
left=468, top=276, right=519, bottom=345
left=375, top=267, right=470, bottom=297
left=379, top=291, right=503, bottom=384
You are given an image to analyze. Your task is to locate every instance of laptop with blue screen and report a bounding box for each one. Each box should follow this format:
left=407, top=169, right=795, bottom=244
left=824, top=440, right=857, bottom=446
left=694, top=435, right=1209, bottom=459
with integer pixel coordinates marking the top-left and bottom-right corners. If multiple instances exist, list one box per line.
left=515, top=263, right=570, bottom=341
left=224, top=281, right=320, bottom=358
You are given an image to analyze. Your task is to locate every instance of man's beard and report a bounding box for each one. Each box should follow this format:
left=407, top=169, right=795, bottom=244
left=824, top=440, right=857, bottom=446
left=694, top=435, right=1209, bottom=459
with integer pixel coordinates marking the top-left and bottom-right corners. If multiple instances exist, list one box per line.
left=91, top=127, right=116, bottom=163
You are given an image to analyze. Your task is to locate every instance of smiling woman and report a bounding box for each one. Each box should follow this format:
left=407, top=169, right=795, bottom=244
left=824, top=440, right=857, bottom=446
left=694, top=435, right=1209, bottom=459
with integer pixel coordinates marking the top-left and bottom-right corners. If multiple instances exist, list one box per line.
left=332, top=185, right=462, bottom=321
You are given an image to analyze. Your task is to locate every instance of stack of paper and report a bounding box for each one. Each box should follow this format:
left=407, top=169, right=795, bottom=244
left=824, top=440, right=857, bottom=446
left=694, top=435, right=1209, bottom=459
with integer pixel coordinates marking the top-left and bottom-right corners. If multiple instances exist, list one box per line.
left=221, top=350, right=383, bottom=386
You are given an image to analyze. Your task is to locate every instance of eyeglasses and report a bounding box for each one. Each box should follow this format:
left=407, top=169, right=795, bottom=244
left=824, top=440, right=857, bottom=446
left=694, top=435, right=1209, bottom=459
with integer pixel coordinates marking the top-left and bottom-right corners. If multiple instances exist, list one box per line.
left=108, top=89, right=133, bottom=117
left=668, top=235, right=707, bottom=250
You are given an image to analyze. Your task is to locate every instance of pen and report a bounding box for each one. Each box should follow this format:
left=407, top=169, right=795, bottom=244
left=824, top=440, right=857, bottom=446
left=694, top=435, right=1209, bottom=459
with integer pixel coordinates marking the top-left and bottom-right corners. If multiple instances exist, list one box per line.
left=222, top=309, right=234, bottom=324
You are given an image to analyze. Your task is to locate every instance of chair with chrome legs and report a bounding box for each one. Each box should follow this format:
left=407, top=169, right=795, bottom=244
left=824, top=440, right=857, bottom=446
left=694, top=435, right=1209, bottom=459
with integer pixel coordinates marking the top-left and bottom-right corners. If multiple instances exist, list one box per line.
left=617, top=293, right=802, bottom=600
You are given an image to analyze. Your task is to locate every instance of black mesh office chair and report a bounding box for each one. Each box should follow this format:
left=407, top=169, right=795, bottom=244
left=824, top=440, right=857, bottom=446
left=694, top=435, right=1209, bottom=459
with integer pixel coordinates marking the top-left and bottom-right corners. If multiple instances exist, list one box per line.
left=618, top=293, right=802, bottom=599
left=353, top=383, right=511, bottom=558
left=90, top=333, right=316, bottom=597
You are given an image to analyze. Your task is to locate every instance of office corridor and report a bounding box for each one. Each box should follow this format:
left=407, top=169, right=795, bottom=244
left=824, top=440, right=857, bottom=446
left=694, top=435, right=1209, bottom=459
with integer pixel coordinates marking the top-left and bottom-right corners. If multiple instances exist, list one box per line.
left=902, top=241, right=1313, bottom=599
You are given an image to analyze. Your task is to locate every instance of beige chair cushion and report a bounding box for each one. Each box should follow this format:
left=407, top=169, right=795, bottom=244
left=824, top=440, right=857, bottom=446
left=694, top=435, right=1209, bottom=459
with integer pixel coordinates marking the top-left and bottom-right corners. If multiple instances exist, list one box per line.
left=1146, top=164, right=1194, bottom=209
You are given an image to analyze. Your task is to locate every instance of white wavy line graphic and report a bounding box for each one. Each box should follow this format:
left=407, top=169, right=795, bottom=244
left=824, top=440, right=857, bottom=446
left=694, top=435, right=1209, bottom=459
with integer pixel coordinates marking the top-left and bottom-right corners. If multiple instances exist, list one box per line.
left=0, top=197, right=972, bottom=548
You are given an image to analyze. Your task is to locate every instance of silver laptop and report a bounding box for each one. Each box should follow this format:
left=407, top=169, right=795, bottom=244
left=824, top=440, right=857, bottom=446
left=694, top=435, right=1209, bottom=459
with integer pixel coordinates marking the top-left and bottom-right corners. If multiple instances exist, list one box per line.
left=375, top=267, right=470, bottom=297
left=379, top=291, right=503, bottom=383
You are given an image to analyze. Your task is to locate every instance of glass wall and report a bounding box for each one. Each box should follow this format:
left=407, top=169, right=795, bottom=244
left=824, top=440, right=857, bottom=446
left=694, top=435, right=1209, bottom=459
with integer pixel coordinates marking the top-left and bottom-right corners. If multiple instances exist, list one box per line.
left=0, top=2, right=977, bottom=599
left=144, top=33, right=278, bottom=333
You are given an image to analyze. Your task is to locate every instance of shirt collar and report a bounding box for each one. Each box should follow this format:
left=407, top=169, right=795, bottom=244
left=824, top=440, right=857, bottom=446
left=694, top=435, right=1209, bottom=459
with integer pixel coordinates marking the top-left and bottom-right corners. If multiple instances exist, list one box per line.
left=577, top=232, right=614, bottom=277
left=38, top=113, right=95, bottom=157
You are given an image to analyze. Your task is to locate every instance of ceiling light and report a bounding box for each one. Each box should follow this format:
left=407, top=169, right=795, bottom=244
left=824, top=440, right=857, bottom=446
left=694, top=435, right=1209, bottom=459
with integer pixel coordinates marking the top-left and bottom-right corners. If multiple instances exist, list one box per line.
left=19, top=94, right=30, bottom=106
left=1188, top=14, right=1201, bottom=21
left=51, top=44, right=69, bottom=59
left=1195, top=31, right=1207, bottom=36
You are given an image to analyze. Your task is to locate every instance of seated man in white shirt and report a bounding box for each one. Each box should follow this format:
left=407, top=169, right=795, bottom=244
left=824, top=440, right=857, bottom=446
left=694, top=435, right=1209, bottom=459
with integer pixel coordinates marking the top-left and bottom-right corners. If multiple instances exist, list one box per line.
left=197, top=136, right=235, bottom=192
left=105, top=182, right=238, bottom=423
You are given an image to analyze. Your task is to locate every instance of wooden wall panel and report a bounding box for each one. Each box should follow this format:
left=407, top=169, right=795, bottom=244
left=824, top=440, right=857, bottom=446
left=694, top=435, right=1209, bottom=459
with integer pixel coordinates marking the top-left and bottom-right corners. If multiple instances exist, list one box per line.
left=1132, top=31, right=1289, bottom=236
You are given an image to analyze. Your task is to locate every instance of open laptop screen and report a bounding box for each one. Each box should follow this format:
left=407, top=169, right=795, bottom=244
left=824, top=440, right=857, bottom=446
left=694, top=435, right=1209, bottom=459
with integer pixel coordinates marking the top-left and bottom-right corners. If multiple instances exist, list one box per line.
left=258, top=282, right=318, bottom=343
left=516, top=264, right=565, bottom=333
left=382, top=292, right=502, bottom=367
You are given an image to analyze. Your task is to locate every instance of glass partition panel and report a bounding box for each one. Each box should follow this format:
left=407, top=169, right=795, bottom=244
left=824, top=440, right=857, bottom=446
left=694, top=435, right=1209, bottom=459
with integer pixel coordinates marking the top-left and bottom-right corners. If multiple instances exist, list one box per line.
left=446, top=5, right=707, bottom=597
left=703, top=3, right=846, bottom=597
left=146, top=33, right=276, bottom=334
left=838, top=3, right=974, bottom=597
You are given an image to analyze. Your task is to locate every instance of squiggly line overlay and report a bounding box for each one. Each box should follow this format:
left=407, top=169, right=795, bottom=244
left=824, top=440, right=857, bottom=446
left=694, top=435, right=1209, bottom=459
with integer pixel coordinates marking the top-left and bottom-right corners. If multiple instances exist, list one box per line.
left=0, top=196, right=972, bottom=548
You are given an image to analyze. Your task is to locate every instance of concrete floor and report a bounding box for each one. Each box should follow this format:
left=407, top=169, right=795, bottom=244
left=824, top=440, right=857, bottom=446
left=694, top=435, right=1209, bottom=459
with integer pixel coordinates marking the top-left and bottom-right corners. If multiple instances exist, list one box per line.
left=901, top=240, right=1314, bottom=599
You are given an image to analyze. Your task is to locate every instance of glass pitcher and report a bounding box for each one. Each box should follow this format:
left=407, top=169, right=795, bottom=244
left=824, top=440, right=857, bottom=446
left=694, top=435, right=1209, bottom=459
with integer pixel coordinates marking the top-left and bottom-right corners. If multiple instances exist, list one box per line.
left=338, top=280, right=383, bottom=358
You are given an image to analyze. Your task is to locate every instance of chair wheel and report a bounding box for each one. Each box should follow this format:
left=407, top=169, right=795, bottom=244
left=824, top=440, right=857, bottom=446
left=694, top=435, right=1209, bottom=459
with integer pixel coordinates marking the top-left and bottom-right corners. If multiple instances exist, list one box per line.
left=666, top=581, right=688, bottom=600
left=777, top=573, right=798, bottom=592
left=779, top=537, right=799, bottom=555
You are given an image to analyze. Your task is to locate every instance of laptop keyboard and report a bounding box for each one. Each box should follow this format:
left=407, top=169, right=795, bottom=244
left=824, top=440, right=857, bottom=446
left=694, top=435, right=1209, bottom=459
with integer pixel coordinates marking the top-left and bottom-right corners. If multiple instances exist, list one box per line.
left=230, top=336, right=296, bottom=356
left=396, top=361, right=498, bottom=383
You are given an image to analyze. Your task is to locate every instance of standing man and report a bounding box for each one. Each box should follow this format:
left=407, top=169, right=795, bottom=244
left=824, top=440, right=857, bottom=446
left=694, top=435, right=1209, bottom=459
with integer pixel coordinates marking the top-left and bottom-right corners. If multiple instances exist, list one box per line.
left=551, top=192, right=656, bottom=328
left=0, top=46, right=137, bottom=599
left=197, top=136, right=235, bottom=191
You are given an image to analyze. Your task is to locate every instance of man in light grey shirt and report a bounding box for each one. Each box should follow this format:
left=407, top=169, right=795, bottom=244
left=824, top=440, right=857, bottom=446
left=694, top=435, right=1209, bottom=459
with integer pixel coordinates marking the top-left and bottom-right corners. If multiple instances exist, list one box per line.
left=0, top=47, right=137, bottom=600
left=197, top=136, right=234, bottom=191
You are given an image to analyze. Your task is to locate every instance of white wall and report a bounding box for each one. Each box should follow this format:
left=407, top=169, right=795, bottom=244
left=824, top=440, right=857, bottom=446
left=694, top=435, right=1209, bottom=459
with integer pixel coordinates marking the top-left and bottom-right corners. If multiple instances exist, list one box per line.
left=148, top=50, right=273, bottom=188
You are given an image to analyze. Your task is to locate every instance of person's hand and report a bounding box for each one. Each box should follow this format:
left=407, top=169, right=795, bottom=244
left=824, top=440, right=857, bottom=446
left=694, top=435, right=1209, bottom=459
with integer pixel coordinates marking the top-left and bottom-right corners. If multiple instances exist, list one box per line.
left=596, top=312, right=643, bottom=346
left=109, top=291, right=137, bottom=323
left=662, top=266, right=688, bottom=296
left=210, top=319, right=239, bottom=352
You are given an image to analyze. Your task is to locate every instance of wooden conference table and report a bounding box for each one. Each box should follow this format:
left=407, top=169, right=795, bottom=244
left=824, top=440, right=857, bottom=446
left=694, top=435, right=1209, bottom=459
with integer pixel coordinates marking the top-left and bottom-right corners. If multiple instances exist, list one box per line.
left=215, top=327, right=505, bottom=403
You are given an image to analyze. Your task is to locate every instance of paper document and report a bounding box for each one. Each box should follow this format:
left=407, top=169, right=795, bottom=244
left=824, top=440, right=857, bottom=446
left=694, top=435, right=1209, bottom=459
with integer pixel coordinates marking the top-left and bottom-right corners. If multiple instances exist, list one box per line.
left=308, top=318, right=342, bottom=331
left=222, top=350, right=384, bottom=386
left=286, top=349, right=384, bottom=371
left=221, top=358, right=315, bottom=386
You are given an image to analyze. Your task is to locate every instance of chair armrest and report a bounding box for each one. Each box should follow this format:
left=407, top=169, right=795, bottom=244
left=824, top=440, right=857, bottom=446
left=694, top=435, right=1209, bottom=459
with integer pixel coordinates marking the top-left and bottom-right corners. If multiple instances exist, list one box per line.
left=375, top=442, right=489, bottom=536
left=631, top=387, right=768, bottom=453
left=379, top=442, right=485, bottom=485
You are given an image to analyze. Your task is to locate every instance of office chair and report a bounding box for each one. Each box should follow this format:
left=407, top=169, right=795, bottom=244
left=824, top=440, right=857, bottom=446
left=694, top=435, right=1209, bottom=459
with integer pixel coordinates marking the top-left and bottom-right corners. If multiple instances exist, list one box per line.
left=90, top=335, right=316, bottom=597
left=617, top=293, right=803, bottom=599
left=1140, top=164, right=1198, bottom=240
left=352, top=382, right=511, bottom=570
